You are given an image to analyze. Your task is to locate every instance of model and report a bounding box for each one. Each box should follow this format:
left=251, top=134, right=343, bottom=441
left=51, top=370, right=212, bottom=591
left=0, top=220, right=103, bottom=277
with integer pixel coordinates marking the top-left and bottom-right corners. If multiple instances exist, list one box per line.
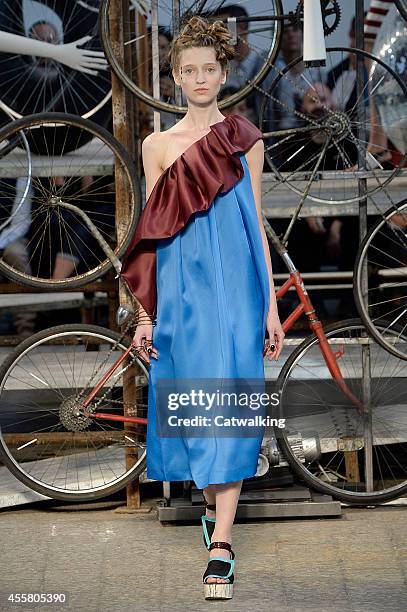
left=120, top=15, right=284, bottom=600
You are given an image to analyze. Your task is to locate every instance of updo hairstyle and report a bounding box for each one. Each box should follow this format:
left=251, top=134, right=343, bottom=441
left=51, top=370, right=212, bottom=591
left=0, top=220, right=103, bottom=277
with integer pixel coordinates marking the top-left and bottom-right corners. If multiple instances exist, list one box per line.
left=168, top=15, right=237, bottom=74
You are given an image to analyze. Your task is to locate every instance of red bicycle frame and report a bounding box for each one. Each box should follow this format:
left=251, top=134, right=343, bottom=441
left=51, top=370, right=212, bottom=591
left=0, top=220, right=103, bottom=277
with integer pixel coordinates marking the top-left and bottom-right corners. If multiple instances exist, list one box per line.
left=81, top=224, right=366, bottom=423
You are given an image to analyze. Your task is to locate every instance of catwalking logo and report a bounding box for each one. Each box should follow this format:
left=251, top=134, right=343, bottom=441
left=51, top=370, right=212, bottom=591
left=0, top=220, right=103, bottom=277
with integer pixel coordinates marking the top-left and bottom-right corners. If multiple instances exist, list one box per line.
left=155, top=377, right=285, bottom=438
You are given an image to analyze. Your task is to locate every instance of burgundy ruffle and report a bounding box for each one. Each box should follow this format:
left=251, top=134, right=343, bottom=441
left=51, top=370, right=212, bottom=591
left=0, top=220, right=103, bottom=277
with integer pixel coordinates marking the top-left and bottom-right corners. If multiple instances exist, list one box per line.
left=120, top=113, right=263, bottom=320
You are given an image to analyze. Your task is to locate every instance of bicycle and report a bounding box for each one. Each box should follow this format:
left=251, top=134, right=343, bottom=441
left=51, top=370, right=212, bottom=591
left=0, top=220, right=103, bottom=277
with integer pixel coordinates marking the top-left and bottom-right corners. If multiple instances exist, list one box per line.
left=99, top=0, right=407, bottom=208
left=258, top=45, right=407, bottom=205
left=354, top=198, right=407, bottom=361
left=0, top=112, right=141, bottom=288
left=0, top=194, right=406, bottom=505
left=0, top=0, right=111, bottom=118
left=99, top=0, right=341, bottom=114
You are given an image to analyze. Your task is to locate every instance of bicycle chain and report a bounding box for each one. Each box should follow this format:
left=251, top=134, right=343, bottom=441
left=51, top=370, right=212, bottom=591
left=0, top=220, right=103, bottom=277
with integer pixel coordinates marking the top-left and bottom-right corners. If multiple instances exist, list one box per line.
left=75, top=315, right=144, bottom=411
left=255, top=54, right=407, bottom=287
left=241, top=44, right=407, bottom=226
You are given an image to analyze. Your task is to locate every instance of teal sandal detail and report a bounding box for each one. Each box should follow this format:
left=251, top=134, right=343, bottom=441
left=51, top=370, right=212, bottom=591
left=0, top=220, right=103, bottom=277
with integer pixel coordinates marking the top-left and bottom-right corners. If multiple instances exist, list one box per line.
left=203, top=541, right=235, bottom=600
left=201, top=498, right=216, bottom=549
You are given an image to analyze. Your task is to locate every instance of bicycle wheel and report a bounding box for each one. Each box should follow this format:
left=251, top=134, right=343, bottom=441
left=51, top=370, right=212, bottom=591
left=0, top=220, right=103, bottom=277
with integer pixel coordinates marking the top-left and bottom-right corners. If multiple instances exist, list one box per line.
left=76, top=0, right=99, bottom=11
left=99, top=0, right=283, bottom=114
left=0, top=112, right=140, bottom=290
left=259, top=46, right=407, bottom=203
left=275, top=319, right=407, bottom=504
left=0, top=324, right=149, bottom=501
left=354, top=200, right=407, bottom=361
left=0, top=0, right=111, bottom=119
left=395, top=0, right=407, bottom=21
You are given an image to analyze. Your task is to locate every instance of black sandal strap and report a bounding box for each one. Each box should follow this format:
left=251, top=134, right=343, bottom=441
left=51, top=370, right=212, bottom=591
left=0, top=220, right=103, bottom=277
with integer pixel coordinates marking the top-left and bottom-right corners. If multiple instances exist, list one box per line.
left=209, top=541, right=235, bottom=559
left=203, top=559, right=234, bottom=584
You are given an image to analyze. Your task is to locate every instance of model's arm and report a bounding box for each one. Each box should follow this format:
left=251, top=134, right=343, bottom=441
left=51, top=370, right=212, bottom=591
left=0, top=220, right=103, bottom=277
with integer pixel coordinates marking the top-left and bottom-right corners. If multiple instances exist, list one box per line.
left=133, top=133, right=164, bottom=327
left=130, top=133, right=165, bottom=362
left=142, top=132, right=167, bottom=200
left=246, top=138, right=285, bottom=360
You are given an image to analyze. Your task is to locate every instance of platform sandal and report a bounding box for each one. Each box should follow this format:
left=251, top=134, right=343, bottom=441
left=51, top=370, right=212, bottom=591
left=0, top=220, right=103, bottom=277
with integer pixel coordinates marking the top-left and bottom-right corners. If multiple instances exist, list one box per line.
left=201, top=499, right=216, bottom=549
left=203, top=541, right=235, bottom=600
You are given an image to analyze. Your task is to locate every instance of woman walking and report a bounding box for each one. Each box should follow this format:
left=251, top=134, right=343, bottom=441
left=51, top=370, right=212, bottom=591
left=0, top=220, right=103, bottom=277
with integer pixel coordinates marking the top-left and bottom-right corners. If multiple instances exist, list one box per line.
left=120, top=15, right=284, bottom=600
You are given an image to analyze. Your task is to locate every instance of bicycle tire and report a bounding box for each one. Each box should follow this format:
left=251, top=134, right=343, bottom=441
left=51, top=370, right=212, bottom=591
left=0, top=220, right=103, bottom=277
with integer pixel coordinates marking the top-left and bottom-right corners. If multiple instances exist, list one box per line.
left=0, top=324, right=148, bottom=502
left=99, top=0, right=283, bottom=114
left=354, top=200, right=407, bottom=361
left=259, top=46, right=407, bottom=204
left=275, top=318, right=407, bottom=504
left=0, top=112, right=141, bottom=290
left=0, top=1, right=111, bottom=119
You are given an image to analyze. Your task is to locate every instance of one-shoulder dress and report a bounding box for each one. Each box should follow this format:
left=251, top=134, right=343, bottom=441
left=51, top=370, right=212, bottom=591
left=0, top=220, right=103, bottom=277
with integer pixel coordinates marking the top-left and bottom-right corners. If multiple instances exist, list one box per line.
left=120, top=114, right=270, bottom=490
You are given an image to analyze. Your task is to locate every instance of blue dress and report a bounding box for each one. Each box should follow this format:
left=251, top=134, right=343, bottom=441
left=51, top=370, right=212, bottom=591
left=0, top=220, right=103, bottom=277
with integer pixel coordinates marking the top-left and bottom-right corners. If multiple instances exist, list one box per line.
left=146, top=152, right=270, bottom=489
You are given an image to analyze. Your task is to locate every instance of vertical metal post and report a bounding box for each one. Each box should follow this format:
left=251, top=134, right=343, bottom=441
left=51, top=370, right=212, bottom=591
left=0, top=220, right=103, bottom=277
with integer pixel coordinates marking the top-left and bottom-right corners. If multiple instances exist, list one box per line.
left=109, top=0, right=142, bottom=511
left=151, top=0, right=161, bottom=132
left=173, top=0, right=182, bottom=108
left=355, top=0, right=373, bottom=492
left=150, top=0, right=172, bottom=504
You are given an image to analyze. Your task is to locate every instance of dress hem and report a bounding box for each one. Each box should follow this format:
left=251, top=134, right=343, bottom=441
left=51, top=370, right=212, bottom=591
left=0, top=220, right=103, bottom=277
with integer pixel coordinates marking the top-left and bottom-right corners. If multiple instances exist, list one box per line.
left=146, top=462, right=260, bottom=490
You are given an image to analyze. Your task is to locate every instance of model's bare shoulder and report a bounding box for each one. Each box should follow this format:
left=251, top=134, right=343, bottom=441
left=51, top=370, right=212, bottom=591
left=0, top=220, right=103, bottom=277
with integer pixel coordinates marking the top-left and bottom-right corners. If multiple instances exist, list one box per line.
left=142, top=131, right=166, bottom=165
left=142, top=132, right=169, bottom=200
left=245, top=137, right=264, bottom=173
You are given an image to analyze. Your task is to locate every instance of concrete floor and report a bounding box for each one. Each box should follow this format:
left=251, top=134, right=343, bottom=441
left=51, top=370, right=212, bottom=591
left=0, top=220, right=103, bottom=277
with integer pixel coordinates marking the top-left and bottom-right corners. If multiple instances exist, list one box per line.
left=0, top=497, right=406, bottom=612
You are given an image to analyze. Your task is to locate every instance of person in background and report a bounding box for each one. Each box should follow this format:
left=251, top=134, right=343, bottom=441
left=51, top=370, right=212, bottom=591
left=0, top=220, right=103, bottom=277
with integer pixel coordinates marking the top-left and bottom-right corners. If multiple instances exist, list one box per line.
left=0, top=178, right=36, bottom=338
left=144, top=27, right=176, bottom=132
left=271, top=23, right=304, bottom=132
left=210, top=4, right=278, bottom=124
left=364, top=0, right=393, bottom=50
left=326, top=13, right=369, bottom=144
left=146, top=24, right=172, bottom=74
left=261, top=23, right=303, bottom=176
left=220, top=86, right=257, bottom=123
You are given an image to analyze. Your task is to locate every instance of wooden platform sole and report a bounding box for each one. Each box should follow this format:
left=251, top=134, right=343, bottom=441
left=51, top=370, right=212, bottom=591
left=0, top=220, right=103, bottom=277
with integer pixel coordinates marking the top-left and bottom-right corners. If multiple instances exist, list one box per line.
left=203, top=582, right=233, bottom=599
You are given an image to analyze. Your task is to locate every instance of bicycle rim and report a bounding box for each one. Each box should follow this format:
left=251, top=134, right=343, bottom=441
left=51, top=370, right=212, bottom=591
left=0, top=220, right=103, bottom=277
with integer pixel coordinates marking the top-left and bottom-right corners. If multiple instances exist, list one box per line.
left=0, top=1, right=111, bottom=118
left=275, top=319, right=407, bottom=504
left=0, top=324, right=149, bottom=501
left=354, top=201, right=407, bottom=361
left=99, top=0, right=283, bottom=114
left=259, top=46, right=407, bottom=204
left=0, top=112, right=140, bottom=290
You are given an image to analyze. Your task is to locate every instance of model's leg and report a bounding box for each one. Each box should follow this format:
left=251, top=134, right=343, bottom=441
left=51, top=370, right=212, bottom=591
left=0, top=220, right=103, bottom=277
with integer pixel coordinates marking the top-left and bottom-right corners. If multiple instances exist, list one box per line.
left=203, top=484, right=216, bottom=518
left=206, top=479, right=242, bottom=584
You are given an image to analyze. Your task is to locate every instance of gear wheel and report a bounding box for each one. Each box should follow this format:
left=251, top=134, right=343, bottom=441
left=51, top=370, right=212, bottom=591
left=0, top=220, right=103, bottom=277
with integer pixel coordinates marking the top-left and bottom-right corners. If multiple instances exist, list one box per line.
left=59, top=395, right=94, bottom=432
left=294, top=0, right=341, bottom=36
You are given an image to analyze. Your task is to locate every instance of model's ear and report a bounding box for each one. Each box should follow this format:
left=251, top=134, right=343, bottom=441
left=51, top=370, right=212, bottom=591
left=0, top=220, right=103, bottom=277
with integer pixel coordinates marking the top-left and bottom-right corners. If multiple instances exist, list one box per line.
left=172, top=68, right=181, bottom=87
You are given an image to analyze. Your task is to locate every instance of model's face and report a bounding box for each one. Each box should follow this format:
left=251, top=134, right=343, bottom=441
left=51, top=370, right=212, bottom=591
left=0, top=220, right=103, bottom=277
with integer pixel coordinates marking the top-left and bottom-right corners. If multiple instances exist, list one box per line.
left=173, top=47, right=226, bottom=102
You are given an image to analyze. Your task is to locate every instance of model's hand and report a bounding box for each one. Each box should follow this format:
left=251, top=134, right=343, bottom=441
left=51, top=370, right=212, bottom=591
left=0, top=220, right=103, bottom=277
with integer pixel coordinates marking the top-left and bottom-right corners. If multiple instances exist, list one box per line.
left=52, top=36, right=108, bottom=75
left=264, top=315, right=285, bottom=361
left=132, top=324, right=157, bottom=364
